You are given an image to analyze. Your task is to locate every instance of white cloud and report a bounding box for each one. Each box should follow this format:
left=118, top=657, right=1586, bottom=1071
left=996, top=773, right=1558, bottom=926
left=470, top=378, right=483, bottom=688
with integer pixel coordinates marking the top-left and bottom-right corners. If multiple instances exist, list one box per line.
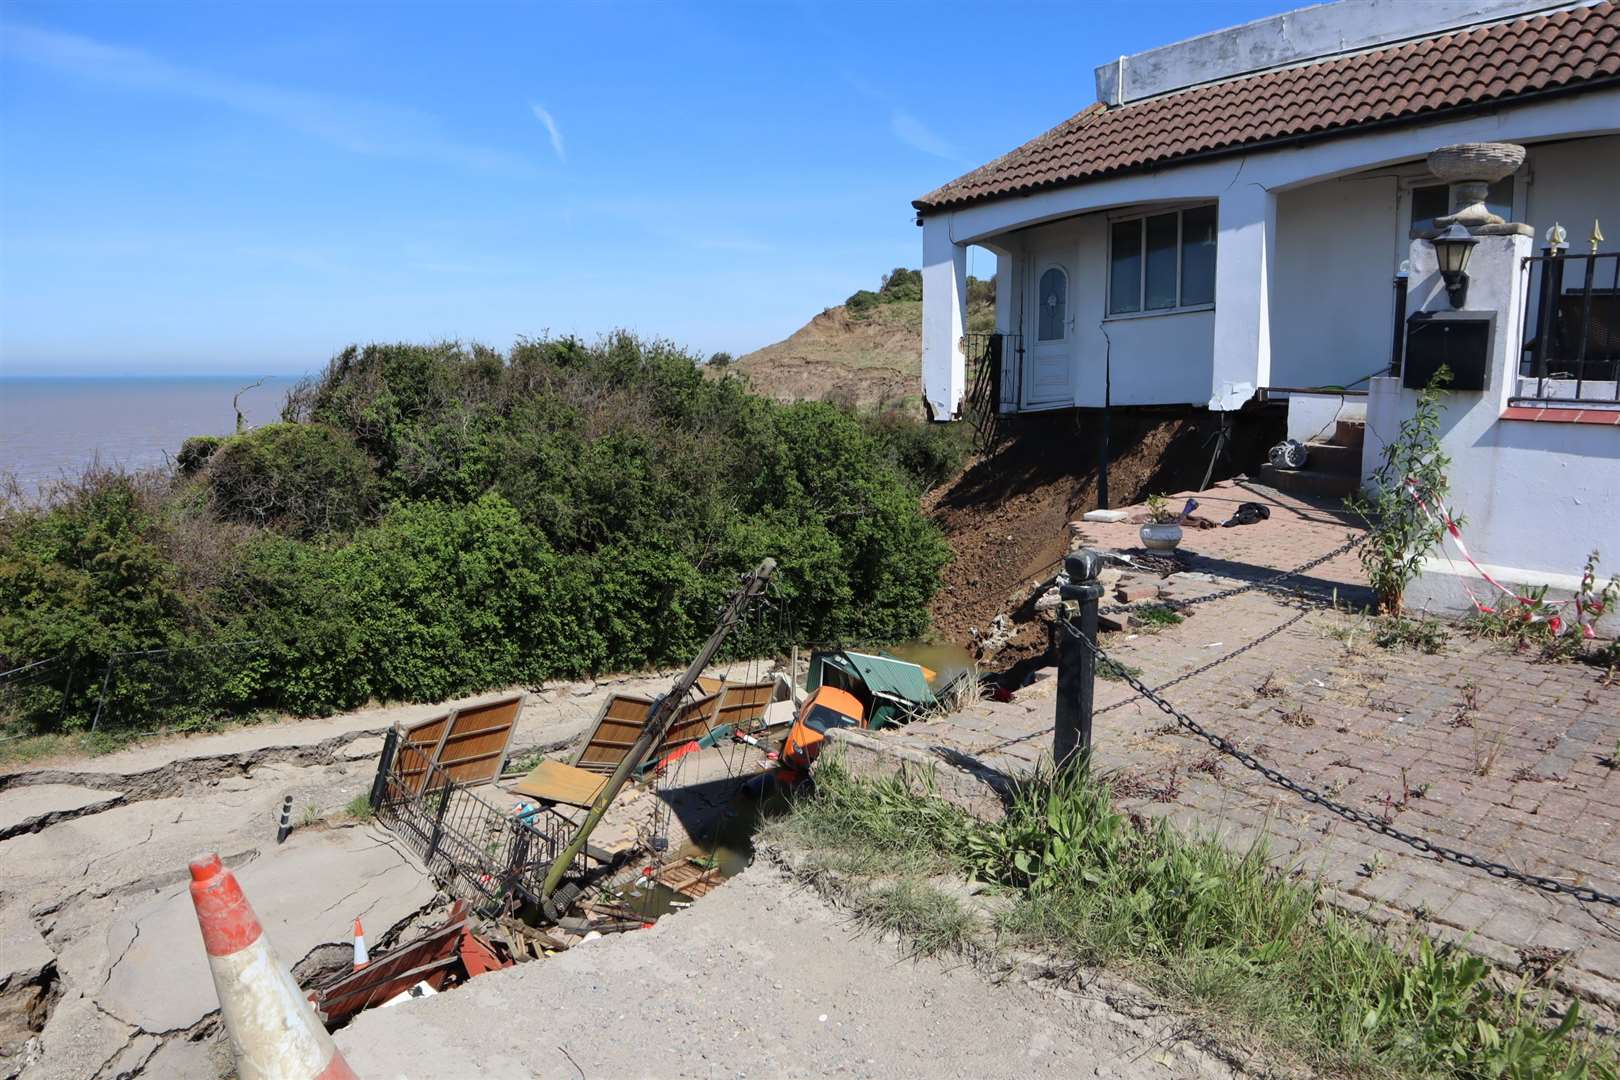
left=889, top=108, right=960, bottom=162
left=1, top=22, right=529, bottom=174
left=529, top=103, right=566, bottom=163
left=843, top=74, right=961, bottom=162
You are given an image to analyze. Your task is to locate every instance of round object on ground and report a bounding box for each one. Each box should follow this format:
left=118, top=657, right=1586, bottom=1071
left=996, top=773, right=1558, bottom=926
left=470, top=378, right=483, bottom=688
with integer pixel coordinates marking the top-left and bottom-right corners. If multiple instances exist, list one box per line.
left=1139, top=523, right=1183, bottom=552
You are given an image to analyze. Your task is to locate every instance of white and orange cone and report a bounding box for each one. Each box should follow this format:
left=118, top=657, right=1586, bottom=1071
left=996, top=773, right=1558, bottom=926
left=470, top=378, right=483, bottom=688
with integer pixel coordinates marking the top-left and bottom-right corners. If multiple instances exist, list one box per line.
left=188, top=853, right=361, bottom=1080
left=351, top=918, right=368, bottom=970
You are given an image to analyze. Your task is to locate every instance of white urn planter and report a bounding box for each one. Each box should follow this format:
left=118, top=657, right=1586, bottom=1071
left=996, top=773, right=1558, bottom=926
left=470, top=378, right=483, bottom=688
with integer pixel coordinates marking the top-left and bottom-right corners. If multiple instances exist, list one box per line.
left=1426, top=142, right=1525, bottom=229
left=1139, top=522, right=1183, bottom=552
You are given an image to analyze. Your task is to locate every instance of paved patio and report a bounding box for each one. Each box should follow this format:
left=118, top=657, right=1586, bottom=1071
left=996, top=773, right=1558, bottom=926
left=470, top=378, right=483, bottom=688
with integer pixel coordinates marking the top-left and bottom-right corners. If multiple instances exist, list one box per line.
left=848, top=480, right=1620, bottom=1012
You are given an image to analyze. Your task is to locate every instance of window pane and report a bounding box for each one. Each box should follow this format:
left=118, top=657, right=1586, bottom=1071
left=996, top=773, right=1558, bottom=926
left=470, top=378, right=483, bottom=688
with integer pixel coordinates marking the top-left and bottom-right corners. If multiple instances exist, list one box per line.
left=1484, top=176, right=1513, bottom=224
left=1180, top=205, right=1217, bottom=306
left=1410, top=184, right=1449, bottom=230
left=1108, top=219, right=1141, bottom=314
left=1037, top=267, right=1067, bottom=341
left=1144, top=213, right=1179, bottom=310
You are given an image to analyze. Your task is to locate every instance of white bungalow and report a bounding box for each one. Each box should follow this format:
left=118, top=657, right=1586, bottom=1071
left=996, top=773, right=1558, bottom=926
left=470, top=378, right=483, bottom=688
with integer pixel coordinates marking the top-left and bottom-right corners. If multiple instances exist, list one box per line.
left=917, top=0, right=1620, bottom=420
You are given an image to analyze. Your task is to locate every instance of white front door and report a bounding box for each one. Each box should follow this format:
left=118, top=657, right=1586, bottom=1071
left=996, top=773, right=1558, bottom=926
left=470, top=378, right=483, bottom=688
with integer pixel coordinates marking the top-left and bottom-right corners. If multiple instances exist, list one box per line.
left=1024, top=256, right=1074, bottom=407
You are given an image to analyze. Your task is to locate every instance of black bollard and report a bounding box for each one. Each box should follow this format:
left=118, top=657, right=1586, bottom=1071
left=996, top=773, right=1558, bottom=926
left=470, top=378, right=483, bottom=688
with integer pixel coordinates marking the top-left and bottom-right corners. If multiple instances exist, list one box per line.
left=276, top=794, right=293, bottom=844
left=1055, top=549, right=1104, bottom=771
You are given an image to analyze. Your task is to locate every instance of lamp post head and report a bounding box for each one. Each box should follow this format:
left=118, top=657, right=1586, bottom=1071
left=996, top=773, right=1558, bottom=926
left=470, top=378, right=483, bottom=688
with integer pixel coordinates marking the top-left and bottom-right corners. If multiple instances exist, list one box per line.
left=1431, top=223, right=1479, bottom=309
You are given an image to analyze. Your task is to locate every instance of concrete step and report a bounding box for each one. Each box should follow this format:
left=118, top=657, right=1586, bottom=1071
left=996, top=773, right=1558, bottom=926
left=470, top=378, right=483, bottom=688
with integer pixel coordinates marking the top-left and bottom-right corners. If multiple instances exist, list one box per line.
left=1330, top=418, right=1365, bottom=448
left=1257, top=462, right=1362, bottom=499
left=1298, top=441, right=1362, bottom=475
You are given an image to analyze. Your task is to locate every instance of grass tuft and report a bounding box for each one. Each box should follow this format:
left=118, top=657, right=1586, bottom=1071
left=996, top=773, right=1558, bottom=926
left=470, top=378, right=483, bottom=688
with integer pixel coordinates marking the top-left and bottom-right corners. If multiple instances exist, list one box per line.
left=344, top=793, right=375, bottom=822
left=1134, top=604, right=1184, bottom=631
left=860, top=878, right=976, bottom=959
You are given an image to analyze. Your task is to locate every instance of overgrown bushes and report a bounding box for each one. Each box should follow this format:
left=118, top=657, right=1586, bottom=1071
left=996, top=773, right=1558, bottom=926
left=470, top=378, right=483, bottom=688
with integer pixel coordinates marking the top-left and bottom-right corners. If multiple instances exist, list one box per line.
left=1, top=334, right=951, bottom=734
left=205, top=423, right=375, bottom=538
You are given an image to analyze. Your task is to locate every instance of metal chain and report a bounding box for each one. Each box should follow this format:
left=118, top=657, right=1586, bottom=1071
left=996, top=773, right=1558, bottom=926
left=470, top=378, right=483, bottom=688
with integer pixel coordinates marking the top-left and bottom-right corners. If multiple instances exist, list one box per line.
left=978, top=608, right=1310, bottom=755
left=978, top=535, right=1361, bottom=756
left=1062, top=616, right=1620, bottom=907
left=1096, top=532, right=1365, bottom=616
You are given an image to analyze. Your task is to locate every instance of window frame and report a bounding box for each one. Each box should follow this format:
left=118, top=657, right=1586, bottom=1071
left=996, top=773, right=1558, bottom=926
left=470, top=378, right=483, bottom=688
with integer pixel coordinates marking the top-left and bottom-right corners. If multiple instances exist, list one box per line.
left=1405, top=177, right=1516, bottom=236
left=1104, top=204, right=1218, bottom=321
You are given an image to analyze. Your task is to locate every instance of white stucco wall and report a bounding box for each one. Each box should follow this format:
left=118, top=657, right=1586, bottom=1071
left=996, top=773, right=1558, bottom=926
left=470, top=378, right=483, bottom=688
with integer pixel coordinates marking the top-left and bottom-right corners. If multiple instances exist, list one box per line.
left=1361, top=232, right=1620, bottom=631
left=921, top=216, right=967, bottom=420
left=1002, top=214, right=1213, bottom=409
left=1271, top=174, right=1400, bottom=389
left=1523, top=134, right=1620, bottom=252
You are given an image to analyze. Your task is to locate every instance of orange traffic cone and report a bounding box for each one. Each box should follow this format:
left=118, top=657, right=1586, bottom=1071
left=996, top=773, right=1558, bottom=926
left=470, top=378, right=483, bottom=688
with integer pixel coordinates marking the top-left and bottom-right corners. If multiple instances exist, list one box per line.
left=352, top=918, right=369, bottom=970
left=188, top=853, right=361, bottom=1080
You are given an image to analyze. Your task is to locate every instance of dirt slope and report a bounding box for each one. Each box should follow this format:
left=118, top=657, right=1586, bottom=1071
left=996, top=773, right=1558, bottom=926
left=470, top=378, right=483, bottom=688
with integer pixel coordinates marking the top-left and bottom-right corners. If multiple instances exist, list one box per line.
left=925, top=409, right=1283, bottom=665
left=727, top=301, right=926, bottom=410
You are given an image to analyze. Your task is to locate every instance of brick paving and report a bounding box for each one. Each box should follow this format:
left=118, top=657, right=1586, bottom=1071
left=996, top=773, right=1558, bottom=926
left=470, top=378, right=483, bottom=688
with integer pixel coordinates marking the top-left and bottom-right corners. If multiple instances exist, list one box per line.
left=880, top=480, right=1620, bottom=1012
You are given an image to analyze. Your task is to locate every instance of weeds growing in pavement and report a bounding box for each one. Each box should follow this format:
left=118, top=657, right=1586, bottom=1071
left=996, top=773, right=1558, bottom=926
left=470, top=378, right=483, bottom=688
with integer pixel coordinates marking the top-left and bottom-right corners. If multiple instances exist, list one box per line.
left=1473, top=730, right=1507, bottom=778
left=344, top=794, right=374, bottom=822
left=1601, top=739, right=1620, bottom=771
left=1134, top=604, right=1184, bottom=632
left=769, top=757, right=1616, bottom=1079
left=1463, top=551, right=1620, bottom=665
left=1097, top=657, right=1141, bottom=682
left=1373, top=613, right=1449, bottom=654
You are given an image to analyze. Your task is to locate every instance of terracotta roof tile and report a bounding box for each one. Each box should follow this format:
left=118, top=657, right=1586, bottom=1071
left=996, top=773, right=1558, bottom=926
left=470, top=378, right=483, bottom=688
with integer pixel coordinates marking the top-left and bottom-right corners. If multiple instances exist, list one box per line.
left=915, top=2, right=1620, bottom=213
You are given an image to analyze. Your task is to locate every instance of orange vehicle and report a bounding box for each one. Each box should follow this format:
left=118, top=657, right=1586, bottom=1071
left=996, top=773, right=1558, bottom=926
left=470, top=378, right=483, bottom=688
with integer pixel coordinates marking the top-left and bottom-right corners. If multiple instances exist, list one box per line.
left=776, top=685, right=865, bottom=785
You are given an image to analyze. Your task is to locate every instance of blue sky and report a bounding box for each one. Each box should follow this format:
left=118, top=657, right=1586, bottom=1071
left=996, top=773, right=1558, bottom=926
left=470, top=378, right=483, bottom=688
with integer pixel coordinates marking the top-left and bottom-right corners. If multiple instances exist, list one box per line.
left=0, top=0, right=1296, bottom=376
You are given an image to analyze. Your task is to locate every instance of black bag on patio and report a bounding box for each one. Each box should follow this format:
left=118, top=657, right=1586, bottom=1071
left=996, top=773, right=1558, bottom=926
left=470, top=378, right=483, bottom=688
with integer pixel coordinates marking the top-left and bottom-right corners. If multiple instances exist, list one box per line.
left=1222, top=502, right=1271, bottom=528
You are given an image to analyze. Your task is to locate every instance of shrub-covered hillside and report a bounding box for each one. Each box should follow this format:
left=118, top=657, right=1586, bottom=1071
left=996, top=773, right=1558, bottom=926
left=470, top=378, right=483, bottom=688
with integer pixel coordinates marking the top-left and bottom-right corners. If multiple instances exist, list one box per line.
left=721, top=268, right=995, bottom=413
left=0, top=334, right=954, bottom=734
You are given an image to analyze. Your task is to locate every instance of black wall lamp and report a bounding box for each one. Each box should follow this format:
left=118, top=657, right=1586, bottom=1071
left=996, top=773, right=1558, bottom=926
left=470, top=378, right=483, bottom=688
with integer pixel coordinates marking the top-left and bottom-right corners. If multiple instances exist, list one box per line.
left=1432, top=222, right=1479, bottom=309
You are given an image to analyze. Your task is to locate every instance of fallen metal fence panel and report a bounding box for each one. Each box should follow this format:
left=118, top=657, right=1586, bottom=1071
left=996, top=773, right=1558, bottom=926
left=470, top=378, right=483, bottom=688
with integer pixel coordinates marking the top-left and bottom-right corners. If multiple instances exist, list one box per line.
left=373, top=740, right=586, bottom=913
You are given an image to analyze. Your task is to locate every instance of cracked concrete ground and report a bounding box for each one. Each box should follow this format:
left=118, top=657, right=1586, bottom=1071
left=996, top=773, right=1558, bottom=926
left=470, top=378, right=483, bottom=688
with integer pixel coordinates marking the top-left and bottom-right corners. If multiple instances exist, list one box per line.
left=0, top=674, right=675, bottom=1079
left=338, top=858, right=1237, bottom=1080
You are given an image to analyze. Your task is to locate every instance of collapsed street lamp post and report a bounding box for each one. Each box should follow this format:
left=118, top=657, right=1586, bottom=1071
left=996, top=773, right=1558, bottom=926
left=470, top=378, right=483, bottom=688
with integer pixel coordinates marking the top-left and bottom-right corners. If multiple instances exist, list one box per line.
left=538, top=558, right=777, bottom=917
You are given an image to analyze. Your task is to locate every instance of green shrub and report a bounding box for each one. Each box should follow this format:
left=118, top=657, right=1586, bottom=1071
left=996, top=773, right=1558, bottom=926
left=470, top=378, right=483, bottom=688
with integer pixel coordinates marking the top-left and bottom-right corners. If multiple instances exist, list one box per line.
left=0, top=468, right=205, bottom=729
left=844, top=288, right=881, bottom=314
left=2, top=333, right=949, bottom=733
left=878, top=267, right=922, bottom=303
left=862, top=410, right=973, bottom=492
left=204, top=423, right=374, bottom=538
left=1347, top=368, right=1454, bottom=613
left=176, top=435, right=225, bottom=475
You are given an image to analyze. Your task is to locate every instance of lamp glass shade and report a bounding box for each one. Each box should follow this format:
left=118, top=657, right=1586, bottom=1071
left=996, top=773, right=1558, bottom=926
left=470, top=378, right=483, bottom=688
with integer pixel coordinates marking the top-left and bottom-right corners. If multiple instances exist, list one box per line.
left=1432, top=223, right=1478, bottom=275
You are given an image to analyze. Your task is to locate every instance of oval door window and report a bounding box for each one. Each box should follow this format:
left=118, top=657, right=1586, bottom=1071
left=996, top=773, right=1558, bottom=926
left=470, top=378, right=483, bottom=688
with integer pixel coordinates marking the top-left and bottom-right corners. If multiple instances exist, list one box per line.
left=1038, top=267, right=1067, bottom=341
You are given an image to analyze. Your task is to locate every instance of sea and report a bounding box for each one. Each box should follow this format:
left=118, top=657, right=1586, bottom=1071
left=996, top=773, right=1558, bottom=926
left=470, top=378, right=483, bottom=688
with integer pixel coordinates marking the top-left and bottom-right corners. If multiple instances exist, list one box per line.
left=0, top=376, right=300, bottom=498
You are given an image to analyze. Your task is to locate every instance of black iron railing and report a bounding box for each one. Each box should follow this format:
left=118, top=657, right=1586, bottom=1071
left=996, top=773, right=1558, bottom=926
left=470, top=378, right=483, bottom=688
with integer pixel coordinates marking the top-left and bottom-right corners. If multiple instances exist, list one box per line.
left=1518, top=250, right=1620, bottom=404
left=371, top=727, right=586, bottom=913
left=963, top=332, right=1021, bottom=449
